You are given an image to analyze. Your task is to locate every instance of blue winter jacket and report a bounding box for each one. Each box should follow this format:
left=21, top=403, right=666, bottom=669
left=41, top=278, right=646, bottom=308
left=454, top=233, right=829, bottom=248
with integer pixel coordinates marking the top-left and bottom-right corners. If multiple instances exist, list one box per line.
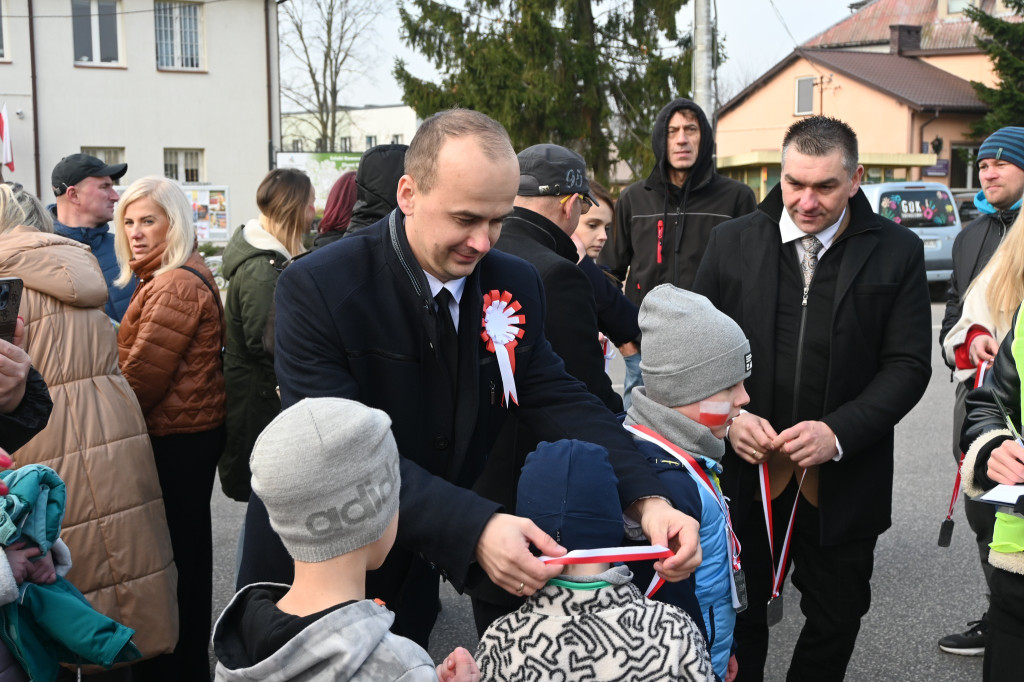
left=631, top=439, right=735, bottom=680
left=48, top=206, right=135, bottom=321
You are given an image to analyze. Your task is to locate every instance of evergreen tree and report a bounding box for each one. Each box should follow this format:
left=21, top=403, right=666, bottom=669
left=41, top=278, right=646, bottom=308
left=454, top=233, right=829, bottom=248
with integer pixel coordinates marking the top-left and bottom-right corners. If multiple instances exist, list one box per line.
left=394, top=0, right=693, bottom=183
left=966, top=0, right=1024, bottom=136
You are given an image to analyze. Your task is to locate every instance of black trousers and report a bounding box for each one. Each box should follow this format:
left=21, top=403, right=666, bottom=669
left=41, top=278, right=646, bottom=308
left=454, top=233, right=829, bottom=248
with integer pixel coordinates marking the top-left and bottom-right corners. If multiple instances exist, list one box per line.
left=133, top=426, right=224, bottom=682
left=733, top=479, right=877, bottom=682
left=953, top=380, right=997, bottom=598
left=985, top=567, right=1024, bottom=681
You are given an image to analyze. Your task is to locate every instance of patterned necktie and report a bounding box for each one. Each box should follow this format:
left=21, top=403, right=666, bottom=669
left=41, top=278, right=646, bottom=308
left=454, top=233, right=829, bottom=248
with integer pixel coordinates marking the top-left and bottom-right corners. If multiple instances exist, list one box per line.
left=434, top=288, right=459, bottom=388
left=800, top=235, right=823, bottom=288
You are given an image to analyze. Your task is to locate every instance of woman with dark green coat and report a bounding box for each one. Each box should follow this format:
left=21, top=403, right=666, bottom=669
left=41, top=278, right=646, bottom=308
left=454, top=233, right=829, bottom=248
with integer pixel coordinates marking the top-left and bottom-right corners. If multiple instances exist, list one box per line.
left=219, top=169, right=314, bottom=501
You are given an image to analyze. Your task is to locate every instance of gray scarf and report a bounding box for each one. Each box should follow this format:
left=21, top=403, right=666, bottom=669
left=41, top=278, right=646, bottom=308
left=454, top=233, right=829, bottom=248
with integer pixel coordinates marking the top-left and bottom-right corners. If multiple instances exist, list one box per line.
left=625, top=387, right=725, bottom=462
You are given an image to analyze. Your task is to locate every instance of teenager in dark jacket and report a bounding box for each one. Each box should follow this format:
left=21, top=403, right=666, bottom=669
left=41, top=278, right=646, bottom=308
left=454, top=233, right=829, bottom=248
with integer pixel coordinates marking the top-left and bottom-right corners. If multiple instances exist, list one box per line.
left=343, top=144, right=408, bottom=237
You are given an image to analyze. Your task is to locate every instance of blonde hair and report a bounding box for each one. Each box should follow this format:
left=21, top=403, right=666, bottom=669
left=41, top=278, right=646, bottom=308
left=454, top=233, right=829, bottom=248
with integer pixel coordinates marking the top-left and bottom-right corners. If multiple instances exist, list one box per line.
left=971, top=210, right=1024, bottom=332
left=114, top=176, right=196, bottom=287
left=0, top=184, right=27, bottom=235
left=256, top=169, right=311, bottom=257
left=9, top=184, right=53, bottom=233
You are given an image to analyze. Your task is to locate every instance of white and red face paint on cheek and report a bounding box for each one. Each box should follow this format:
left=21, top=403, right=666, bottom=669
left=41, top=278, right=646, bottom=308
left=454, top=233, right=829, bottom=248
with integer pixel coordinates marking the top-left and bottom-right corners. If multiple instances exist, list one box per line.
left=697, top=400, right=733, bottom=427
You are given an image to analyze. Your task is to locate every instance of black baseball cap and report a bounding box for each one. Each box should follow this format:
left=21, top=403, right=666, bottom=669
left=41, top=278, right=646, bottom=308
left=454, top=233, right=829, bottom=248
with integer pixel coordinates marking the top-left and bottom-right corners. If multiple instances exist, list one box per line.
left=517, top=144, right=599, bottom=207
left=51, top=154, right=128, bottom=196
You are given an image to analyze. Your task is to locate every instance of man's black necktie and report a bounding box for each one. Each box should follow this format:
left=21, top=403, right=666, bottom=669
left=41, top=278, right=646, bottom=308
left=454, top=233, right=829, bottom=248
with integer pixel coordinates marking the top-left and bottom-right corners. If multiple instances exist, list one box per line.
left=434, top=288, right=459, bottom=388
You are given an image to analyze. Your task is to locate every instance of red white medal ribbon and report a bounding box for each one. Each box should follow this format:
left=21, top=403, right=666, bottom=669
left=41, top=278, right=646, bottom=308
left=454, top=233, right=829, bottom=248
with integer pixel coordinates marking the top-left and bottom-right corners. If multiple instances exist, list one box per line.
left=539, top=545, right=673, bottom=565
left=625, top=424, right=744, bottom=605
left=480, top=290, right=525, bottom=406
left=759, top=462, right=806, bottom=602
left=946, top=361, right=992, bottom=521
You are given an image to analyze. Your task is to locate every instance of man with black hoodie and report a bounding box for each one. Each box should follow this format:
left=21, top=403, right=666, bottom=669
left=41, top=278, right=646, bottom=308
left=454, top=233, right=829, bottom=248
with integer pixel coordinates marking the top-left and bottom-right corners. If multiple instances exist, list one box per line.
left=599, top=98, right=756, bottom=305
left=599, top=99, right=755, bottom=406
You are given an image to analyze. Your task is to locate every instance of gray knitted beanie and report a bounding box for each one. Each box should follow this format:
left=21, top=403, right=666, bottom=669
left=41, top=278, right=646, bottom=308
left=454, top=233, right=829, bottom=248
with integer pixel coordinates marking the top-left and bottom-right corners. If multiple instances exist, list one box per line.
left=250, top=397, right=400, bottom=563
left=639, top=284, right=751, bottom=407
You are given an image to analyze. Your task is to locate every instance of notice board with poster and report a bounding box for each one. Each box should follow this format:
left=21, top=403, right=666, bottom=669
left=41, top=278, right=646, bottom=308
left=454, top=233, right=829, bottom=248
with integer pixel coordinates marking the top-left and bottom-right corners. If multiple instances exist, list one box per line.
left=114, top=184, right=231, bottom=243
left=186, top=186, right=230, bottom=242
left=276, top=152, right=361, bottom=212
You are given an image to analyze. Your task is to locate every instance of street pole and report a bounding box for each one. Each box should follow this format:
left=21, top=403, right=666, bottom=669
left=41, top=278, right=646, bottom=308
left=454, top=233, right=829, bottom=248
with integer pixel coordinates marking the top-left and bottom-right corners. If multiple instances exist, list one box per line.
left=693, top=0, right=714, bottom=117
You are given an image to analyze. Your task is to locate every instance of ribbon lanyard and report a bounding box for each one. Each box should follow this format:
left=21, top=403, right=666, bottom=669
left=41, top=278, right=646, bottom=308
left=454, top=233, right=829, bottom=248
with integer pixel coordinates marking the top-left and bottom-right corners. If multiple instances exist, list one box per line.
left=939, top=360, right=991, bottom=547
left=539, top=545, right=673, bottom=565
left=625, top=424, right=744, bottom=605
left=759, top=461, right=805, bottom=611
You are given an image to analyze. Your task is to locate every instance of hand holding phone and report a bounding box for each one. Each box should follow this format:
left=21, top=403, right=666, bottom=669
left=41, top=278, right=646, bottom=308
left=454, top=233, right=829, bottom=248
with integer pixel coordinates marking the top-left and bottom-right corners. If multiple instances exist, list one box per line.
left=0, top=292, right=31, bottom=415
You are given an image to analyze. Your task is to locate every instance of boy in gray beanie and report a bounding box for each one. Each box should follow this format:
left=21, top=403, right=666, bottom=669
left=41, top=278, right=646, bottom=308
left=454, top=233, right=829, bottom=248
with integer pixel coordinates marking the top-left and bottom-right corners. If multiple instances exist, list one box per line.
left=624, top=283, right=751, bottom=681
left=212, top=397, right=477, bottom=682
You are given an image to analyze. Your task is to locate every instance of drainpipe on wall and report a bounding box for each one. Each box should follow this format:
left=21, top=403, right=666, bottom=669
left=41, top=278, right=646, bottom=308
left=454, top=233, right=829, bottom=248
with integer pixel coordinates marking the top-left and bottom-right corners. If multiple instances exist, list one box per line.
left=28, top=0, right=41, bottom=197
left=917, top=109, right=940, bottom=182
left=265, top=0, right=275, bottom=170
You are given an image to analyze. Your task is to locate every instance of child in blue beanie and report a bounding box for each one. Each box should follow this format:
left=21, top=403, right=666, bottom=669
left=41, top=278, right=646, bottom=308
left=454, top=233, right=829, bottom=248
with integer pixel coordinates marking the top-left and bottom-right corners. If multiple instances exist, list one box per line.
left=474, top=439, right=713, bottom=681
left=624, top=284, right=752, bottom=681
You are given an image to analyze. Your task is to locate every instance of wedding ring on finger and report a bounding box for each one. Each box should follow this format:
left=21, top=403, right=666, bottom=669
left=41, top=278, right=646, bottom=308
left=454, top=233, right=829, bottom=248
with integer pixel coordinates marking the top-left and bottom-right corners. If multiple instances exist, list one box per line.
left=516, top=581, right=525, bottom=595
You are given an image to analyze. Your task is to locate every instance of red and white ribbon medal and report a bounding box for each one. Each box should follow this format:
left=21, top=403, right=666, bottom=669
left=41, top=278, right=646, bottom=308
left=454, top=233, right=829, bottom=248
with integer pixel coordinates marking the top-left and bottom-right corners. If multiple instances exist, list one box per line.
left=538, top=545, right=673, bottom=597
left=623, top=424, right=745, bottom=607
left=760, top=463, right=806, bottom=627
left=480, top=290, right=525, bottom=406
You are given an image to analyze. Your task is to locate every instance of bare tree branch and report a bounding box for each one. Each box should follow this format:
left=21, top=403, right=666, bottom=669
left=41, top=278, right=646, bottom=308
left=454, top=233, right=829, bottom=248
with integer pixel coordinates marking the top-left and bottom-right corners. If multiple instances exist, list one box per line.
left=280, top=0, right=386, bottom=151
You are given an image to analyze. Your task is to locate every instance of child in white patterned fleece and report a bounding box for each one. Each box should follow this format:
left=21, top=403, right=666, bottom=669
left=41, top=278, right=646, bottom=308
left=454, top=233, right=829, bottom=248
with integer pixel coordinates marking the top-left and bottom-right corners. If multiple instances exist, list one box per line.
left=475, top=439, right=713, bottom=681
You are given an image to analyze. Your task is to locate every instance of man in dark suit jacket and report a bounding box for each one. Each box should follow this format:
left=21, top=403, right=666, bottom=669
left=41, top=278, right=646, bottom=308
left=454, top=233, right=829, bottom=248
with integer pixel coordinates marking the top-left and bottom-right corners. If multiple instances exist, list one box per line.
left=237, top=109, right=703, bottom=647
left=692, top=116, right=931, bottom=681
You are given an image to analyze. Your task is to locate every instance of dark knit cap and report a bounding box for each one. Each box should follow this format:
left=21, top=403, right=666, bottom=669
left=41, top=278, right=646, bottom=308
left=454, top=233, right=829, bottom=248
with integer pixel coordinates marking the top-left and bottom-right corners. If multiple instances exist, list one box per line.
left=516, top=440, right=623, bottom=551
left=979, top=127, right=1024, bottom=171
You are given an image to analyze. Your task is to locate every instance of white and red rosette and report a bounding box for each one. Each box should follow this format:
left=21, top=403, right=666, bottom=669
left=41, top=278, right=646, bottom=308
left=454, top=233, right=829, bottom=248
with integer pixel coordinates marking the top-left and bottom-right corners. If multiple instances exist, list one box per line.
left=480, top=289, right=525, bottom=406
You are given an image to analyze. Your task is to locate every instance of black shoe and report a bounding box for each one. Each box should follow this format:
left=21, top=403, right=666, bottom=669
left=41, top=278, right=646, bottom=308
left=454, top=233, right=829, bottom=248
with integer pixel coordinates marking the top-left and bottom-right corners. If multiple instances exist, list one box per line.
left=938, top=613, right=989, bottom=656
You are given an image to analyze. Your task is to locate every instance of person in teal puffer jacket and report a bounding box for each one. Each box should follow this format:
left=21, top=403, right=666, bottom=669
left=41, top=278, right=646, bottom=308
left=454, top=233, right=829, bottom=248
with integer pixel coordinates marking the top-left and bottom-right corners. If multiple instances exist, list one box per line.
left=0, top=464, right=140, bottom=681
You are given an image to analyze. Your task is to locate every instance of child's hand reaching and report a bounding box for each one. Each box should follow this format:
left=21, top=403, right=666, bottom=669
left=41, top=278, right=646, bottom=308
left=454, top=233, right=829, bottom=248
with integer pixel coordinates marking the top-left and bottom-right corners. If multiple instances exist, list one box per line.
left=27, top=551, right=56, bottom=584
left=435, top=646, right=480, bottom=682
left=3, top=542, right=41, bottom=584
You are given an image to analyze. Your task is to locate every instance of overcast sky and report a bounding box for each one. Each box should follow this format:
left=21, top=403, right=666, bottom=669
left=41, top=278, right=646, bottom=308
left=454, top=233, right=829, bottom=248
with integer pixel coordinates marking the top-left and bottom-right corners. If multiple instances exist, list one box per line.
left=337, top=0, right=857, bottom=108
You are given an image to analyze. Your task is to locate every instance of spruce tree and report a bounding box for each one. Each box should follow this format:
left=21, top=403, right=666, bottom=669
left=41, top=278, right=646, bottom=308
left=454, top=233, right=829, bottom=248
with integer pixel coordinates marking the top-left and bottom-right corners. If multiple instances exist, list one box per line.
left=394, top=0, right=693, bottom=183
left=965, top=0, right=1024, bottom=136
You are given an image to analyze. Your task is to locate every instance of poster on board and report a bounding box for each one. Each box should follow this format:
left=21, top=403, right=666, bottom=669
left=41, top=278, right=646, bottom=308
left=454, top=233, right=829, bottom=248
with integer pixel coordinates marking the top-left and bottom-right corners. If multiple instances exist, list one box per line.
left=276, top=152, right=362, bottom=211
left=115, top=184, right=230, bottom=243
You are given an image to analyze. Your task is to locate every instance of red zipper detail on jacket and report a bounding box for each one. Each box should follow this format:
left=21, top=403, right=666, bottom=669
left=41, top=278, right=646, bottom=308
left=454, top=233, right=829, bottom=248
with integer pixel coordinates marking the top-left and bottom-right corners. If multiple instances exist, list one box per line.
left=657, top=220, right=664, bottom=264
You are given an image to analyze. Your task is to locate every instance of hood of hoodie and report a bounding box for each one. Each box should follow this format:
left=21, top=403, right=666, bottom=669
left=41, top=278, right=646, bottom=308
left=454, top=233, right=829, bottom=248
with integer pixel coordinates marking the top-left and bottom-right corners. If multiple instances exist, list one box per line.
left=0, top=225, right=108, bottom=308
left=347, top=144, right=408, bottom=234
left=648, top=98, right=716, bottom=196
left=212, top=583, right=433, bottom=681
left=974, top=189, right=1023, bottom=217
left=222, top=219, right=290, bottom=279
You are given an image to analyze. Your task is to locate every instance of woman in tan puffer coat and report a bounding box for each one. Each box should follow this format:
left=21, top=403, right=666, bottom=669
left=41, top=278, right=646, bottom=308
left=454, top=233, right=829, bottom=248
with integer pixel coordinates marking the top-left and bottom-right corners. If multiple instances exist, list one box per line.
left=0, top=184, right=178, bottom=668
left=114, top=177, right=225, bottom=682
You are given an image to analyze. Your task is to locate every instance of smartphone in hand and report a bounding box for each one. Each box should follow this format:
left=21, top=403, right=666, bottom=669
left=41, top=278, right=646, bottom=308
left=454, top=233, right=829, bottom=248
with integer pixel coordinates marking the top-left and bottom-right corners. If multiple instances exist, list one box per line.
left=0, top=278, right=24, bottom=344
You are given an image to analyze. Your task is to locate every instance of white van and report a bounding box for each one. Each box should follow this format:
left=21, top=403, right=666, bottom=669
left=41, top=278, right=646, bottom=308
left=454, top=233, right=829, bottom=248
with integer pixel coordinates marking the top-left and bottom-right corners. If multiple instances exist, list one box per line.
left=859, top=182, right=961, bottom=283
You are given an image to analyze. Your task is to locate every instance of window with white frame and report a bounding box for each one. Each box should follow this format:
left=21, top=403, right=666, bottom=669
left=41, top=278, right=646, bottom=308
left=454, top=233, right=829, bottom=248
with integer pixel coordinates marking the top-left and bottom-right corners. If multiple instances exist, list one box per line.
left=80, top=147, right=125, bottom=165
left=291, top=139, right=303, bottom=152
left=947, top=0, right=973, bottom=13
left=365, top=135, right=377, bottom=149
left=163, top=148, right=203, bottom=183
left=795, top=77, right=815, bottom=116
left=72, top=0, right=121, bottom=64
left=339, top=137, right=351, bottom=152
left=391, top=134, right=403, bottom=144
left=155, top=2, right=202, bottom=70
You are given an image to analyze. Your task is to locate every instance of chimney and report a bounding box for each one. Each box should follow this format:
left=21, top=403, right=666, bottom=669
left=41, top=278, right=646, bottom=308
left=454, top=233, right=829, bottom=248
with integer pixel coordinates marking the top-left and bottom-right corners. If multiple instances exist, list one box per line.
left=890, top=25, right=922, bottom=55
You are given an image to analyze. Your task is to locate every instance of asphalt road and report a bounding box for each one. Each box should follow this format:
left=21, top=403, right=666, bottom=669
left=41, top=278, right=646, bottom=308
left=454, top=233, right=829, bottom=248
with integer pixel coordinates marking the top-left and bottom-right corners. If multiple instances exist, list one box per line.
left=209, top=301, right=987, bottom=680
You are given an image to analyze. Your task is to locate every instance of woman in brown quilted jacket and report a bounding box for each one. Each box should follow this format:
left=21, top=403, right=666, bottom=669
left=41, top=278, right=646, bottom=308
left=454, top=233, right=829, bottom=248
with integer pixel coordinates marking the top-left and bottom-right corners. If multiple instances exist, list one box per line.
left=114, top=177, right=225, bottom=682
left=0, top=183, right=179, bottom=678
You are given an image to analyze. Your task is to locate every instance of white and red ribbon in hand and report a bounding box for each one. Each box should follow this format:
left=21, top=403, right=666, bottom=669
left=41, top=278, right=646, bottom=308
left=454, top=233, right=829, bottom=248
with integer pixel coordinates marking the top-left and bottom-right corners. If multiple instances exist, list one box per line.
left=537, top=545, right=673, bottom=598
left=480, top=290, right=525, bottom=406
